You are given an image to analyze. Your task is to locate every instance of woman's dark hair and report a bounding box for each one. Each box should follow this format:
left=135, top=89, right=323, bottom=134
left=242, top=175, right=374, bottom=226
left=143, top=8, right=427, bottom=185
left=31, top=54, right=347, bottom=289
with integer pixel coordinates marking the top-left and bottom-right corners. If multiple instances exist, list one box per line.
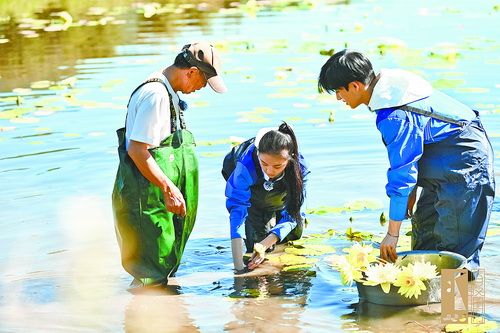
left=318, top=49, right=375, bottom=93
left=258, top=122, right=304, bottom=223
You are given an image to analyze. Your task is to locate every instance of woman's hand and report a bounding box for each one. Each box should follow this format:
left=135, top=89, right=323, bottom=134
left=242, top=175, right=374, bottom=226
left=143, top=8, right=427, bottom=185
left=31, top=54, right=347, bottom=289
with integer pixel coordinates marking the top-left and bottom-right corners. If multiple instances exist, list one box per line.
left=247, top=243, right=266, bottom=270
left=247, top=234, right=279, bottom=270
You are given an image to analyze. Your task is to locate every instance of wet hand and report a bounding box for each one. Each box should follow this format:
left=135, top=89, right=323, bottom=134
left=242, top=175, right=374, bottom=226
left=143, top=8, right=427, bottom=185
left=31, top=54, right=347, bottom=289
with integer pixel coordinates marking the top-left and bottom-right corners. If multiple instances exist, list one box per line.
left=380, top=233, right=399, bottom=263
left=163, top=183, right=186, bottom=216
left=247, top=243, right=266, bottom=270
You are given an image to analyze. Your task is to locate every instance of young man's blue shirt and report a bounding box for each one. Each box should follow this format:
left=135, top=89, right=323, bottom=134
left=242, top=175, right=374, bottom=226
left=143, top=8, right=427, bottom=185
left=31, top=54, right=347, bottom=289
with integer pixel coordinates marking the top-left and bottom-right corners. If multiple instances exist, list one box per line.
left=370, top=70, right=476, bottom=221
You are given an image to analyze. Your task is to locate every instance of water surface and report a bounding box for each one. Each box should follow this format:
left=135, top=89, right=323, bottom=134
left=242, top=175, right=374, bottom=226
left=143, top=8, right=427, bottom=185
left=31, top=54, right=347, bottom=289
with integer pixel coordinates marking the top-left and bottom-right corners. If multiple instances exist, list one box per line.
left=1, top=0, right=499, bottom=332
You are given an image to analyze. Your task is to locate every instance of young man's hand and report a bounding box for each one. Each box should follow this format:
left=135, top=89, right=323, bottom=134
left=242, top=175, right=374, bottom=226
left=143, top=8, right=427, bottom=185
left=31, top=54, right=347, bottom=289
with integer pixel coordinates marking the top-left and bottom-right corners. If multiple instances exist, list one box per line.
left=380, top=233, right=398, bottom=262
left=380, top=219, right=401, bottom=263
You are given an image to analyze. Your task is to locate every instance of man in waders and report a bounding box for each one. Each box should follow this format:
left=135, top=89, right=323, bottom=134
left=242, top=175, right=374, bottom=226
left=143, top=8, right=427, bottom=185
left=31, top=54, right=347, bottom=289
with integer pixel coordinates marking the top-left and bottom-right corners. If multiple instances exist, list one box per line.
left=318, top=49, right=495, bottom=278
left=112, top=42, right=227, bottom=287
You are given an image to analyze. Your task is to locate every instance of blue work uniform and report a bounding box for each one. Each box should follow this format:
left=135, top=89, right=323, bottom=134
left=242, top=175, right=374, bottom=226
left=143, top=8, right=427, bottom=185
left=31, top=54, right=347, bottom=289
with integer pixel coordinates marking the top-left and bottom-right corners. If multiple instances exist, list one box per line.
left=369, top=69, right=495, bottom=270
left=225, top=143, right=310, bottom=252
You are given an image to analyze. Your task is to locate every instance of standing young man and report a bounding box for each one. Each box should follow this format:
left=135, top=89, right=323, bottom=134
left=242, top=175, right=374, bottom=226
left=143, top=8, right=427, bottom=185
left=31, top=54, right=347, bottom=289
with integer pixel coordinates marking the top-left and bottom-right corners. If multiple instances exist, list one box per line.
left=112, top=42, right=227, bottom=287
left=318, top=49, right=495, bottom=275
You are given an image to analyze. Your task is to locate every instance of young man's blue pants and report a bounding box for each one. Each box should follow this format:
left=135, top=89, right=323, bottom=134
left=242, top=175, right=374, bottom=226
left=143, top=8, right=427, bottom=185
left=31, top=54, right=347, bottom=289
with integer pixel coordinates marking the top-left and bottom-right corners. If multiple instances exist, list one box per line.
left=411, top=116, right=495, bottom=270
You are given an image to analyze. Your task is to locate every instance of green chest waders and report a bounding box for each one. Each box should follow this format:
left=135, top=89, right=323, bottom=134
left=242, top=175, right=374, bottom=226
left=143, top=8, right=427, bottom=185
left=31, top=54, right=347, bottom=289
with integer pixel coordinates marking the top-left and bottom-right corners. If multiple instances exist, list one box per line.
left=112, top=79, right=198, bottom=285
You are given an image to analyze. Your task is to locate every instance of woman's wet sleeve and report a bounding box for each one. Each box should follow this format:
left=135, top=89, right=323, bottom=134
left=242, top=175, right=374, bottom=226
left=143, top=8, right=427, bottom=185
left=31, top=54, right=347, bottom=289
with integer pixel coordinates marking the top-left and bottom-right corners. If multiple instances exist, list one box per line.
left=225, top=162, right=254, bottom=239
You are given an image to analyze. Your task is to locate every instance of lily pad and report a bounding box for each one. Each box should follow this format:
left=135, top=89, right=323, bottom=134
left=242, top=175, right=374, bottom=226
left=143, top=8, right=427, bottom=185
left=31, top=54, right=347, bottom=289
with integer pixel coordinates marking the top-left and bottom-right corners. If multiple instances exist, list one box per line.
left=283, top=264, right=315, bottom=272
left=345, top=227, right=373, bottom=241
left=284, top=244, right=335, bottom=256
left=268, top=253, right=318, bottom=266
left=307, top=199, right=383, bottom=215
left=432, top=78, right=466, bottom=89
left=229, top=288, right=262, bottom=298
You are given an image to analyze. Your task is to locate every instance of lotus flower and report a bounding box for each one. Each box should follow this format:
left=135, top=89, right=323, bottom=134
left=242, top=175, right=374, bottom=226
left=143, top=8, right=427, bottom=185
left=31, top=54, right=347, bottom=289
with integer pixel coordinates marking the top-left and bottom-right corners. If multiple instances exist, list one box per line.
left=343, top=243, right=378, bottom=269
left=393, top=264, right=427, bottom=299
left=329, top=255, right=363, bottom=286
left=412, top=260, right=438, bottom=280
left=363, top=263, right=401, bottom=293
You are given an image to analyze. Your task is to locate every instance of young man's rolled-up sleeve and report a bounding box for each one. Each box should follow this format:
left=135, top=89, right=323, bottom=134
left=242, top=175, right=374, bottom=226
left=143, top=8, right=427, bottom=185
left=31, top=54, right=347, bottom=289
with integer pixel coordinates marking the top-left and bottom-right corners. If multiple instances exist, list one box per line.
left=377, top=114, right=424, bottom=221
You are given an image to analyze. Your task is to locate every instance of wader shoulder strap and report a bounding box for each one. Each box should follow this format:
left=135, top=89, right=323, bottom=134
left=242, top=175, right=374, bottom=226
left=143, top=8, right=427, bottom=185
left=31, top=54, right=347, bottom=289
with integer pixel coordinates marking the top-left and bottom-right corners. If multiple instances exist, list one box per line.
left=400, top=104, right=466, bottom=127
left=126, top=78, right=187, bottom=133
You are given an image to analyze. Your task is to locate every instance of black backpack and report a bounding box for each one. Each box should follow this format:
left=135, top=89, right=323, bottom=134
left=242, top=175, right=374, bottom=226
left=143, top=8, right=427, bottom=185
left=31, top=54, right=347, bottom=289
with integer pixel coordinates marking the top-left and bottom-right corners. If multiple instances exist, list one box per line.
left=221, top=137, right=255, bottom=180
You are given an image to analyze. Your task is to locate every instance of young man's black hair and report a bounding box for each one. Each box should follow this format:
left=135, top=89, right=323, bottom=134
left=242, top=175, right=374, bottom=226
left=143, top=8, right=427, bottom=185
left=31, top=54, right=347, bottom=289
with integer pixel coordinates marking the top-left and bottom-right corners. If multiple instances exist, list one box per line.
left=318, top=49, right=376, bottom=93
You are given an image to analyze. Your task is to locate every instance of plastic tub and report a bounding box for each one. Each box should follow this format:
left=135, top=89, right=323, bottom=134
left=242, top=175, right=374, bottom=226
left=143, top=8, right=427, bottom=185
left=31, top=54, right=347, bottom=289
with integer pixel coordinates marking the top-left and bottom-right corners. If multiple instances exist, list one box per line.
left=356, top=250, right=466, bottom=306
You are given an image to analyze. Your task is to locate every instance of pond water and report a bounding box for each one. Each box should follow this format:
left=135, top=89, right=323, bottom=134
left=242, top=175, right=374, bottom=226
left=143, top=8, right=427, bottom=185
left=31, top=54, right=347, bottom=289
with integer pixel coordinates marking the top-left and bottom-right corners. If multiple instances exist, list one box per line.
left=0, top=0, right=499, bottom=332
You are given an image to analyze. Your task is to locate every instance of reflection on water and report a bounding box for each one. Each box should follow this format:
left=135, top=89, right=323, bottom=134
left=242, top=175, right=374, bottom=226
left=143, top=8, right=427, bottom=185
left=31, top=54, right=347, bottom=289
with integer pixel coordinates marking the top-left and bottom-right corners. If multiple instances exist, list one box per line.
left=1, top=0, right=499, bottom=332
left=346, top=301, right=443, bottom=333
left=0, top=0, right=232, bottom=91
left=125, top=287, right=199, bottom=333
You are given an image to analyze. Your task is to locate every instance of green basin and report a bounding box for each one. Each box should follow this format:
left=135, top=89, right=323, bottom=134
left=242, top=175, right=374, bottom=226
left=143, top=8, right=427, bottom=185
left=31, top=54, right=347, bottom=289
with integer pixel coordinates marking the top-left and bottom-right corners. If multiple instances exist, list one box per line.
left=356, top=250, right=466, bottom=306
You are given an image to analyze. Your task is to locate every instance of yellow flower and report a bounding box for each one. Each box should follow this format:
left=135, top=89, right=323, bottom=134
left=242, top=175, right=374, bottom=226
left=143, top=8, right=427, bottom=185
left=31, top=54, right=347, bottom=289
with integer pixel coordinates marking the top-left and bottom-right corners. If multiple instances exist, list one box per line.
left=393, top=264, right=427, bottom=299
left=343, top=243, right=377, bottom=269
left=363, top=263, right=401, bottom=293
left=329, top=255, right=363, bottom=286
left=412, top=261, right=438, bottom=280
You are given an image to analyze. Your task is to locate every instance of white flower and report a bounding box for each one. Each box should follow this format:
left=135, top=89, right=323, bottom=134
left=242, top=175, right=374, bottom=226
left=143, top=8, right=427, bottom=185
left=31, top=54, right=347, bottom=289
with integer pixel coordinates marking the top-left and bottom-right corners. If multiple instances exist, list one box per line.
left=363, top=263, right=401, bottom=293
left=412, top=260, right=438, bottom=280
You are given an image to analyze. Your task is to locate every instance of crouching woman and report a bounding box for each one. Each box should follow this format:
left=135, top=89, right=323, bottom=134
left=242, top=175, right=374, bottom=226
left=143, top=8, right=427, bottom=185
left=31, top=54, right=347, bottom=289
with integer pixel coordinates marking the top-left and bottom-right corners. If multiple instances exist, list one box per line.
left=224, top=122, right=310, bottom=273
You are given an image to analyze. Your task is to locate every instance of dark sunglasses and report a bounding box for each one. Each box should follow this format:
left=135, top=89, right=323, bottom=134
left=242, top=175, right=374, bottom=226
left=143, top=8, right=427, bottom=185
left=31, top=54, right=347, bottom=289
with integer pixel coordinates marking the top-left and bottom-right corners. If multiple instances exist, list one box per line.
left=181, top=44, right=218, bottom=80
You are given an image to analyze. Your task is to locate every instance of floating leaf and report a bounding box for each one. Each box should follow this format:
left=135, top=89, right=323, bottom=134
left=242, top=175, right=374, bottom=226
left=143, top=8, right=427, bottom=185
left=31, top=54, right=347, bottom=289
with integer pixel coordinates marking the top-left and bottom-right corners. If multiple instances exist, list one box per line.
left=379, top=212, right=387, bottom=226
left=268, top=253, right=318, bottom=266
left=229, top=288, right=261, bottom=298
left=283, top=264, right=314, bottom=272
left=284, top=244, right=335, bottom=256
left=486, top=228, right=500, bottom=237
left=30, top=81, right=51, bottom=89
left=432, top=78, right=466, bottom=89
left=346, top=227, right=373, bottom=241
left=0, top=96, right=19, bottom=103
left=12, top=88, right=32, bottom=95
left=319, top=48, right=335, bottom=56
